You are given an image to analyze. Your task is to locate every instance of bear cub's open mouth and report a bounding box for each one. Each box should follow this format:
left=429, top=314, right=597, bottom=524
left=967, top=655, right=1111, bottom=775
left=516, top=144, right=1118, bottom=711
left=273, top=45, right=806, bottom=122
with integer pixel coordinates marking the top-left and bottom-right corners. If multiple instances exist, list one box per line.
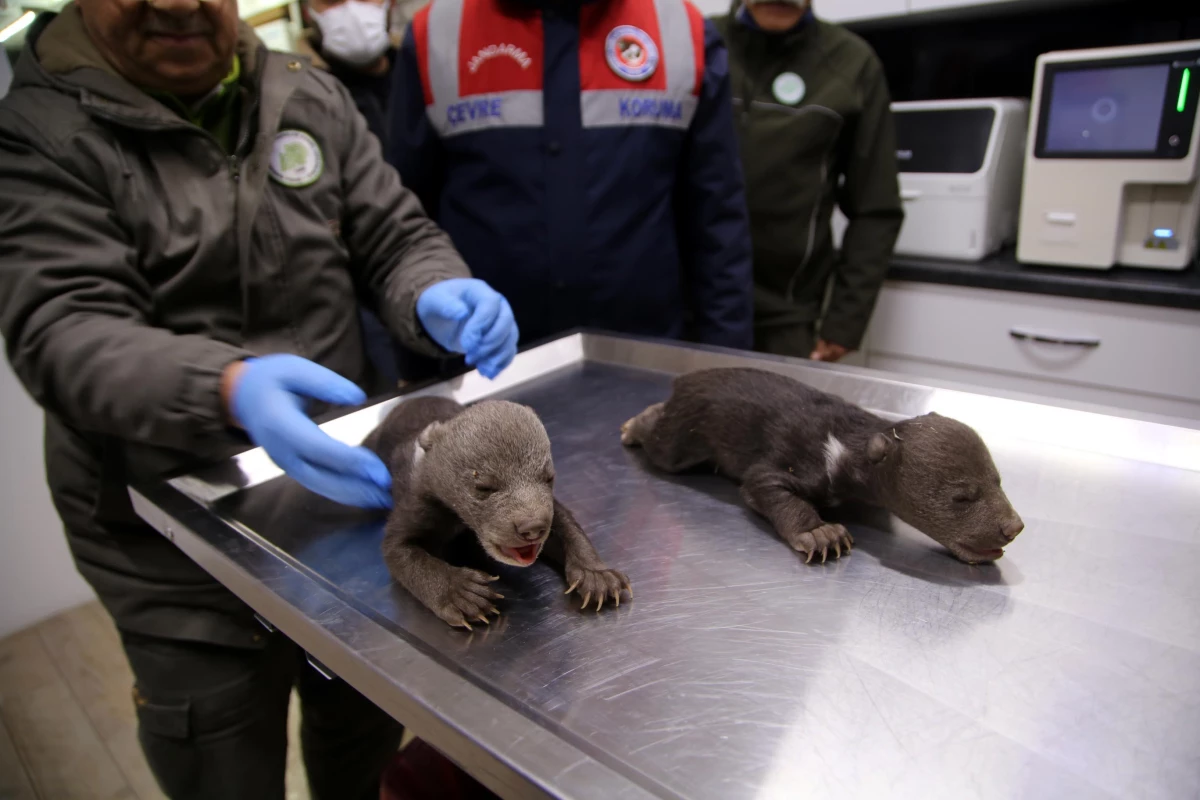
left=501, top=543, right=542, bottom=566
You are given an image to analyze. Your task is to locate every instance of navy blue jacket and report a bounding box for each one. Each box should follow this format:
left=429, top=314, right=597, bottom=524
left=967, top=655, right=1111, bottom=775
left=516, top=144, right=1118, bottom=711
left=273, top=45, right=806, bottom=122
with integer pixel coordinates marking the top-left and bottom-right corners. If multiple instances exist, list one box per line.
left=388, top=0, right=753, bottom=349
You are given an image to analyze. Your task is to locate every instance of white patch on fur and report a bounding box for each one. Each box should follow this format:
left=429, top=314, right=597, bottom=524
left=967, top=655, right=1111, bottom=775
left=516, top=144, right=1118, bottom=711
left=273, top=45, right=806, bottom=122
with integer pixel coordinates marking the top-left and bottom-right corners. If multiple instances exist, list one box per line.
left=824, top=433, right=847, bottom=480
left=411, top=439, right=425, bottom=470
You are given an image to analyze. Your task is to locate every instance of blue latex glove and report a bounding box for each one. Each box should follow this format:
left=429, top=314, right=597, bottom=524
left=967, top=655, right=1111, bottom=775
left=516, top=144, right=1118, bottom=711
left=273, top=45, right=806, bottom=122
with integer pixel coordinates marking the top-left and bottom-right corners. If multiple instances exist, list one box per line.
left=416, top=278, right=519, bottom=379
left=229, top=355, right=392, bottom=509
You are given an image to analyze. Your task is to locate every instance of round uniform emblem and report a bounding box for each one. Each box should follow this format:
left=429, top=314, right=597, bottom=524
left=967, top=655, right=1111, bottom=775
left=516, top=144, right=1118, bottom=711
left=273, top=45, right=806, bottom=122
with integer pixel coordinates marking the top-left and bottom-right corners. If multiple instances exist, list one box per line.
left=269, top=130, right=324, bottom=188
left=772, top=72, right=806, bottom=105
left=605, top=25, right=659, bottom=82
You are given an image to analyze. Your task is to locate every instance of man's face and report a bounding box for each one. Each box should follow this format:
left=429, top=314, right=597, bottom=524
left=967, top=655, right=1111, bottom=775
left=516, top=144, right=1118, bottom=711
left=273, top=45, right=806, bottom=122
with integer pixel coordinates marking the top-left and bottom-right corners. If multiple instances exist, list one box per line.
left=77, top=0, right=240, bottom=97
left=746, top=0, right=809, bottom=32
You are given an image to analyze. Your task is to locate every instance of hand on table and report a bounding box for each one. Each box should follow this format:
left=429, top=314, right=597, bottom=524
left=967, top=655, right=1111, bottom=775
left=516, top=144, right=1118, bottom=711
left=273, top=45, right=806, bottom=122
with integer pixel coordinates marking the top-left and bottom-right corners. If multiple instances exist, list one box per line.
left=223, top=355, right=392, bottom=509
left=417, top=278, right=518, bottom=379
left=809, top=339, right=850, bottom=363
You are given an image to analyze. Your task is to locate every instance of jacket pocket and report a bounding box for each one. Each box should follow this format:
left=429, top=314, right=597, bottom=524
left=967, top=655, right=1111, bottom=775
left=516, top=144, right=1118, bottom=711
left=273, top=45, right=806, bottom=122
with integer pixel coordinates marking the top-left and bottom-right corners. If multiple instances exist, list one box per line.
left=133, top=685, right=191, bottom=740
left=124, top=631, right=281, bottom=742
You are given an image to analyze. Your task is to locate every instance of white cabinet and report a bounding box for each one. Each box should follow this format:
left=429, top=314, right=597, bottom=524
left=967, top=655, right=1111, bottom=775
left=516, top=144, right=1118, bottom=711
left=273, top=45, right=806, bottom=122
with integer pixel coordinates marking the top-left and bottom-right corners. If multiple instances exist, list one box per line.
left=0, top=357, right=94, bottom=638
left=906, top=0, right=986, bottom=12
left=863, top=281, right=1200, bottom=421
left=907, top=0, right=1051, bottom=14
left=692, top=0, right=734, bottom=15
left=812, top=0, right=1063, bottom=26
left=0, top=48, right=11, bottom=99
left=819, top=0, right=907, bottom=24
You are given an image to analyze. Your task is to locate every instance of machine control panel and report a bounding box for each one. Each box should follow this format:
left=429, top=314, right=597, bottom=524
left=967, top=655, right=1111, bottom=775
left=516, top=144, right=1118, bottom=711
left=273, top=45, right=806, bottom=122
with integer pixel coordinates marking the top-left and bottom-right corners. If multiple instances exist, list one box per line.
left=1033, top=49, right=1198, bottom=161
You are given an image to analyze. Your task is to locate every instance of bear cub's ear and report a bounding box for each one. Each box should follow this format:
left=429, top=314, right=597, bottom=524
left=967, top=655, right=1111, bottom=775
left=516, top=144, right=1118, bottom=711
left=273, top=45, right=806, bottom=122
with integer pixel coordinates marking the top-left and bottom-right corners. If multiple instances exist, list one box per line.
left=867, top=431, right=896, bottom=464
left=418, top=421, right=445, bottom=453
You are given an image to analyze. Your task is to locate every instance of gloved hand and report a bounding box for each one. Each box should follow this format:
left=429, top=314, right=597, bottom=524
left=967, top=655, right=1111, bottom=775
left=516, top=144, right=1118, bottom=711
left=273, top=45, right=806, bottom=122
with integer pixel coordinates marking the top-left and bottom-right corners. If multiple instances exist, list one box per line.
left=226, top=355, right=392, bottom=509
left=417, top=278, right=519, bottom=379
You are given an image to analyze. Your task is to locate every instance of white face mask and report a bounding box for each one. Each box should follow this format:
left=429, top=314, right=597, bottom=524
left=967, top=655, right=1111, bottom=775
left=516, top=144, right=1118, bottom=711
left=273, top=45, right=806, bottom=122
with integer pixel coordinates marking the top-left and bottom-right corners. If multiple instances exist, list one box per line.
left=312, top=1, right=391, bottom=68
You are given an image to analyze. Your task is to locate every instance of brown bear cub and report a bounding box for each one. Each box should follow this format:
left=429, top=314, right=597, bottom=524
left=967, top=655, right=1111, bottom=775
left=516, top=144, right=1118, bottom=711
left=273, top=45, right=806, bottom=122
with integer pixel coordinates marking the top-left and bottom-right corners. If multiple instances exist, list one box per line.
left=365, top=396, right=630, bottom=629
left=621, top=368, right=1024, bottom=565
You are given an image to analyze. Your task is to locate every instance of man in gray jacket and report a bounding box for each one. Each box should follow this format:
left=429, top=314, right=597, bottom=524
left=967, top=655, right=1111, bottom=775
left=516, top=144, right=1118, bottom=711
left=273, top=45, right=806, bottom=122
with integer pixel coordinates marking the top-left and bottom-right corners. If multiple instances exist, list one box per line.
left=0, top=0, right=518, bottom=796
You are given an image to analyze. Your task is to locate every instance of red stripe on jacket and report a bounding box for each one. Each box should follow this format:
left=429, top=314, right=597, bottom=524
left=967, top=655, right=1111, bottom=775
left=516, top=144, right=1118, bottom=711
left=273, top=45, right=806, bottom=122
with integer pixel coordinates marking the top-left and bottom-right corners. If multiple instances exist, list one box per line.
left=457, top=0, right=544, bottom=97
left=412, top=5, right=433, bottom=105
left=683, top=0, right=704, bottom=96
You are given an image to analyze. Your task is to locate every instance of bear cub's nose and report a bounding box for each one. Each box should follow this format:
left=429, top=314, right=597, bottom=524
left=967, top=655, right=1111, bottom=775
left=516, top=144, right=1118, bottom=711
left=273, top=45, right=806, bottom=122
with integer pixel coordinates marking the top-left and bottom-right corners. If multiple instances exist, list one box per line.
left=514, top=518, right=549, bottom=542
left=1001, top=516, right=1025, bottom=541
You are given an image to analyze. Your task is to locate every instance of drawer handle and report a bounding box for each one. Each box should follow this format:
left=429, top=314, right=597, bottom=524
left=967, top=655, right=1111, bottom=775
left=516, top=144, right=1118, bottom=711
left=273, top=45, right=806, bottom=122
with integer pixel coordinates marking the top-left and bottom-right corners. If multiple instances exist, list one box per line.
left=1009, top=328, right=1100, bottom=347
left=1045, top=211, right=1077, bottom=226
left=307, top=653, right=336, bottom=680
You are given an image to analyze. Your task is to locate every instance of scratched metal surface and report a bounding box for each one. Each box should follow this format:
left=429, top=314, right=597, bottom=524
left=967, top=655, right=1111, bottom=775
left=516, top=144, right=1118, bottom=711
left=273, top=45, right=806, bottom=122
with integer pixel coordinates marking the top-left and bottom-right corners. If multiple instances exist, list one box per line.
left=191, top=354, right=1200, bottom=800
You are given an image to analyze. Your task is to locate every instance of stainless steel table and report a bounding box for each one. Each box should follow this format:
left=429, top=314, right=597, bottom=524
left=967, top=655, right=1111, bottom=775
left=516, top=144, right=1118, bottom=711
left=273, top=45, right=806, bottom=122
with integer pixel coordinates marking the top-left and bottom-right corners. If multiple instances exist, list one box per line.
left=131, top=333, right=1200, bottom=800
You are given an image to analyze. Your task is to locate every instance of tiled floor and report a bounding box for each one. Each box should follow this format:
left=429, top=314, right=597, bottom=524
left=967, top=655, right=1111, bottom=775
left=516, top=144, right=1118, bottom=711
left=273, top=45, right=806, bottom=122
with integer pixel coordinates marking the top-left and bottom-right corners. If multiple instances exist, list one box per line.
left=0, top=602, right=310, bottom=800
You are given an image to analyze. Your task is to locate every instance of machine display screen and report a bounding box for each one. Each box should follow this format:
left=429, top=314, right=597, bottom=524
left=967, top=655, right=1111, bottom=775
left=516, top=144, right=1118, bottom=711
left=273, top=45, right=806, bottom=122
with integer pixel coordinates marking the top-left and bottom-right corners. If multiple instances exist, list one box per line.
left=1042, top=64, right=1171, bottom=153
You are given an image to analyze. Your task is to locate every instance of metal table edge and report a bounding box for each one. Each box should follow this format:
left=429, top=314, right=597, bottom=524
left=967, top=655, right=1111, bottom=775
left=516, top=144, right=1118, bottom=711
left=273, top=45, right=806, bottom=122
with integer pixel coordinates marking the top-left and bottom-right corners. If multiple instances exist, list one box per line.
left=127, top=332, right=1200, bottom=800
left=127, top=483, right=664, bottom=800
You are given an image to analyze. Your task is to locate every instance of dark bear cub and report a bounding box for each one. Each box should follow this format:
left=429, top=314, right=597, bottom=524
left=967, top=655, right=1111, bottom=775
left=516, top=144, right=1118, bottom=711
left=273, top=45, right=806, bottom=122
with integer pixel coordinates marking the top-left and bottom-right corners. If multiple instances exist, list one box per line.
left=366, top=396, right=630, bottom=629
left=622, top=368, right=1024, bottom=565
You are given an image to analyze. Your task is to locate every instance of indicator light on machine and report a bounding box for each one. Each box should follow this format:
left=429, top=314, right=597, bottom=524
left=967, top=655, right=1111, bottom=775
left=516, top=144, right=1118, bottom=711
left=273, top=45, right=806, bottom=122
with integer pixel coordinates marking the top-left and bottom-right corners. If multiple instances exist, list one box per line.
left=1144, top=228, right=1179, bottom=250
left=1180, top=68, right=1191, bottom=113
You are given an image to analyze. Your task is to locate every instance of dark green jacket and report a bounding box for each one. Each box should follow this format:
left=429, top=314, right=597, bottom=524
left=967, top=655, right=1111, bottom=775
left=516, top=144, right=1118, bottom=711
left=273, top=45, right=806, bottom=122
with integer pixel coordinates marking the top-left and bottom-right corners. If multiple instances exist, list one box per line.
left=715, top=11, right=903, bottom=352
left=0, top=7, right=468, bottom=646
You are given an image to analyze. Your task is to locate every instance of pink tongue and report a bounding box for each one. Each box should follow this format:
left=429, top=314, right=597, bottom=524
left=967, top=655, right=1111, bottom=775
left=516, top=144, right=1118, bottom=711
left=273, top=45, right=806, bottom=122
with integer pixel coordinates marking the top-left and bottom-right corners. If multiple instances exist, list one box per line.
left=511, top=545, right=537, bottom=562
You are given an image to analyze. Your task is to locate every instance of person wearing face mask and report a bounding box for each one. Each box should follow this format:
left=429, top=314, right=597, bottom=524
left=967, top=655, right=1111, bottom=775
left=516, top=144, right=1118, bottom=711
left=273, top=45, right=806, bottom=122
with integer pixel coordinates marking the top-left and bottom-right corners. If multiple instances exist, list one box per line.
left=303, top=0, right=452, bottom=387
left=301, top=0, right=413, bottom=386
left=303, top=0, right=398, bottom=150
left=715, top=0, right=904, bottom=362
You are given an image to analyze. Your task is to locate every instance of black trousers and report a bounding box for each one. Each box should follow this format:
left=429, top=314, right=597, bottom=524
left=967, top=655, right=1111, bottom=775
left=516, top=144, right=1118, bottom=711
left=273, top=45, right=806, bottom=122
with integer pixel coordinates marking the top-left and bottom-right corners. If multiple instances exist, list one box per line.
left=121, top=629, right=404, bottom=800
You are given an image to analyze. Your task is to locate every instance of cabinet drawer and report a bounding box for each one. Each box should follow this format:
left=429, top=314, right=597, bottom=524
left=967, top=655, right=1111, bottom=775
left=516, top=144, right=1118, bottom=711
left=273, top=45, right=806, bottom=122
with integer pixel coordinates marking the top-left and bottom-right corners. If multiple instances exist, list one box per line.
left=868, top=282, right=1200, bottom=404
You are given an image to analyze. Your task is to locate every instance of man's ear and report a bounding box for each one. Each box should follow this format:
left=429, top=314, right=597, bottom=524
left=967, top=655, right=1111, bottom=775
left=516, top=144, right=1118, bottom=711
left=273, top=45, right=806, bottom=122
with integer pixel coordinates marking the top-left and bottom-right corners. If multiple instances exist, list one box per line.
left=417, top=421, right=444, bottom=452
left=867, top=432, right=896, bottom=464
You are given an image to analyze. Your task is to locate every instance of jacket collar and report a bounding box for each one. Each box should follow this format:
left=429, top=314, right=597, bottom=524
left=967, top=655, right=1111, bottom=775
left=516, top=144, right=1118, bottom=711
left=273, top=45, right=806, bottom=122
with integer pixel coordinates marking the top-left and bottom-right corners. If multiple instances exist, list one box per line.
left=730, top=1, right=817, bottom=49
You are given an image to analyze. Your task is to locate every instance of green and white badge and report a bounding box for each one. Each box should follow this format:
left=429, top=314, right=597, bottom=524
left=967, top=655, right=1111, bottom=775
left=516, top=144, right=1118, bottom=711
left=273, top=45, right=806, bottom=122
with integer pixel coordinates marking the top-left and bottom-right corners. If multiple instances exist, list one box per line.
left=269, top=130, right=323, bottom=188
left=772, top=72, right=806, bottom=106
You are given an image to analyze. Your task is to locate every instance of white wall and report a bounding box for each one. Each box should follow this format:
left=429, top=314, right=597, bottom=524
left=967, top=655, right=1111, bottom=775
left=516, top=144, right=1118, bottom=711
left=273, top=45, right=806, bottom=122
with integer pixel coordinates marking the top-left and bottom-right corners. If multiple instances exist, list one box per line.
left=692, top=0, right=732, bottom=16
left=0, top=357, right=94, bottom=639
left=0, top=48, right=12, bottom=98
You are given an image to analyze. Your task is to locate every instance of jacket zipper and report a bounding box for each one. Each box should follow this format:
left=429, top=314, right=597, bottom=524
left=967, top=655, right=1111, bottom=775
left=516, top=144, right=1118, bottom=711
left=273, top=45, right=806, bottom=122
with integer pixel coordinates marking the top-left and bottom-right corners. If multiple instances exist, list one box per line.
left=229, top=91, right=258, bottom=183
left=772, top=104, right=843, bottom=301
left=786, top=157, right=827, bottom=302
left=736, top=91, right=842, bottom=302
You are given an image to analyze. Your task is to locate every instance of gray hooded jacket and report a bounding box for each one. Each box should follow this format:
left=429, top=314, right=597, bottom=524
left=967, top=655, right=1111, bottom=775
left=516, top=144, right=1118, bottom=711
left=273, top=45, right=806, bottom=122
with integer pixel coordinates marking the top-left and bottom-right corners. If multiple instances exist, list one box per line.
left=0, top=6, right=469, bottom=645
